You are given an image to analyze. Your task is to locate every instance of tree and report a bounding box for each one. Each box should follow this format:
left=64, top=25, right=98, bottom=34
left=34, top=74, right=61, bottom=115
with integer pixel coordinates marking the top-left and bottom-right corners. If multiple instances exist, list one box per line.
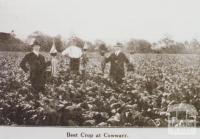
left=0, top=32, right=28, bottom=51
left=156, top=36, right=186, bottom=53
left=126, top=39, right=152, bottom=53
left=26, top=31, right=65, bottom=52
left=54, top=35, right=64, bottom=52
left=93, top=39, right=110, bottom=52
left=66, top=36, right=84, bottom=48
left=158, top=35, right=175, bottom=48
left=190, top=39, right=200, bottom=50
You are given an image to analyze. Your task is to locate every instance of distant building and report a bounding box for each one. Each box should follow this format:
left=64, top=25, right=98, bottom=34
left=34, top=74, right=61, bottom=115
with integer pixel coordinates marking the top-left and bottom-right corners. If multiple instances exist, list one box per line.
left=0, top=32, right=11, bottom=40
left=0, top=30, right=16, bottom=41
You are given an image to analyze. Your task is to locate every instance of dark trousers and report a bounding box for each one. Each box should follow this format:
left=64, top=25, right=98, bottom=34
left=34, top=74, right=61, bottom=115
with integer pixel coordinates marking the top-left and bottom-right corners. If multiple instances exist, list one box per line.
left=110, top=74, right=124, bottom=84
left=112, top=76, right=123, bottom=84
left=30, top=80, right=45, bottom=99
left=70, top=58, right=80, bottom=72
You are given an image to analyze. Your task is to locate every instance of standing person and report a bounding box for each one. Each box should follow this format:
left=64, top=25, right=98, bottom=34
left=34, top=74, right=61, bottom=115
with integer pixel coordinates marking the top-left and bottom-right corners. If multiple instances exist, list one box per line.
left=105, top=43, right=130, bottom=84
left=50, top=40, right=59, bottom=78
left=99, top=44, right=107, bottom=74
left=20, top=40, right=51, bottom=98
left=80, top=43, right=89, bottom=74
left=62, top=44, right=83, bottom=74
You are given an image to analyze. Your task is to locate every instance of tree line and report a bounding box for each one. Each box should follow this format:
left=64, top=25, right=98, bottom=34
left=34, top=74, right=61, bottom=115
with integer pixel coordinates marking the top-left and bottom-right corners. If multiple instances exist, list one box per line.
left=1, top=31, right=200, bottom=54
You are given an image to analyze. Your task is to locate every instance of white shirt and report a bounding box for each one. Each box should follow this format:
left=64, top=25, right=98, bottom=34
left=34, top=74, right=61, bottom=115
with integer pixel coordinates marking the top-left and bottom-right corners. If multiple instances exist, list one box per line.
left=33, top=50, right=39, bottom=56
left=51, top=57, right=58, bottom=77
left=115, top=50, right=121, bottom=56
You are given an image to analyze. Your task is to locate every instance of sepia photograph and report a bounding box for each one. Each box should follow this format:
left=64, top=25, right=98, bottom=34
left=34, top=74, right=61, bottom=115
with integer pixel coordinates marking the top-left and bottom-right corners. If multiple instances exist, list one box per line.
left=1, top=1, right=200, bottom=136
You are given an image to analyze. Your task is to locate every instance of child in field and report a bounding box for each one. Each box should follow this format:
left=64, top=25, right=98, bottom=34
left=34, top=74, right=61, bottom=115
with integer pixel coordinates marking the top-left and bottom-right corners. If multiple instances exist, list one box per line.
left=100, top=50, right=106, bottom=74
left=80, top=43, right=89, bottom=80
left=99, top=44, right=108, bottom=74
left=50, top=40, right=59, bottom=78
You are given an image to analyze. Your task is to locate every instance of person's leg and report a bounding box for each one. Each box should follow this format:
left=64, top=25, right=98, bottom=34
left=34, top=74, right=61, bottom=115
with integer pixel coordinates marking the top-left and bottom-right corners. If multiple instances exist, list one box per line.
left=30, top=81, right=40, bottom=99
left=116, top=76, right=123, bottom=84
left=110, top=73, right=123, bottom=84
left=74, top=58, right=80, bottom=73
left=69, top=59, right=75, bottom=71
left=30, top=80, right=46, bottom=107
left=37, top=84, right=45, bottom=93
left=30, top=83, right=40, bottom=108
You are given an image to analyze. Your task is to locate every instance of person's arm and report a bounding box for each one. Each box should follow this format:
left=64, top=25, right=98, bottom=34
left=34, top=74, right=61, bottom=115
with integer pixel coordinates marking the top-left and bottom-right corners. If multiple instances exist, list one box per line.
left=102, top=54, right=112, bottom=74
left=40, top=55, right=51, bottom=70
left=123, top=53, right=135, bottom=72
left=45, top=60, right=51, bottom=67
left=20, top=54, right=29, bottom=73
left=101, top=57, right=106, bottom=74
left=105, top=53, right=113, bottom=63
left=123, top=53, right=130, bottom=64
left=82, top=54, right=89, bottom=65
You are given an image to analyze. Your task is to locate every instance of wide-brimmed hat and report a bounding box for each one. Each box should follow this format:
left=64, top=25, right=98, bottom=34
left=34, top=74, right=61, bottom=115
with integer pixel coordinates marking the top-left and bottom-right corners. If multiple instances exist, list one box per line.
left=114, top=42, right=123, bottom=47
left=31, top=40, right=41, bottom=47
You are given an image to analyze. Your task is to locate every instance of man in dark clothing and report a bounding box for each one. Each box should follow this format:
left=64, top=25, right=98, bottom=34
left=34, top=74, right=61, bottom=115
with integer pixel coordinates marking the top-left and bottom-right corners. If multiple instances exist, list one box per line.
left=20, top=41, right=51, bottom=97
left=105, top=43, right=130, bottom=83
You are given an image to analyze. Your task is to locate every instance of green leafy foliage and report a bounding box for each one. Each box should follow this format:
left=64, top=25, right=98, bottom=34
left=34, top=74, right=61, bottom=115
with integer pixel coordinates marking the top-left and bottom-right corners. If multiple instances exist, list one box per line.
left=0, top=52, right=200, bottom=127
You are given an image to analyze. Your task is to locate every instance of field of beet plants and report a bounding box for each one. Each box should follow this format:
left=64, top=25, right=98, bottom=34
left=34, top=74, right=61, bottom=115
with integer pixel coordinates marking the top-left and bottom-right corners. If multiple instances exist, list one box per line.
left=0, top=51, right=200, bottom=127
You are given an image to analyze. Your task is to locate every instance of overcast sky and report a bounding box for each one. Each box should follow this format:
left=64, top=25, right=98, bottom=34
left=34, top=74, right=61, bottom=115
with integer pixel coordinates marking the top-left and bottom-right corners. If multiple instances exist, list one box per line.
left=0, top=0, right=200, bottom=43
